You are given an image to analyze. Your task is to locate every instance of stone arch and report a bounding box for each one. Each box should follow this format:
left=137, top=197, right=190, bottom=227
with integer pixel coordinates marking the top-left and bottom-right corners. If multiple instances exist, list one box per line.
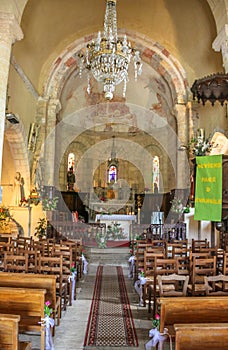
left=4, top=120, right=30, bottom=197
left=207, top=0, right=228, bottom=34
left=43, top=30, right=189, bottom=106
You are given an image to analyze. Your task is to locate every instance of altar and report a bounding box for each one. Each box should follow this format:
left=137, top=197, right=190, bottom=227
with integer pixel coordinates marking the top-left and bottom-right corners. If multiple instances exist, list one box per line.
left=95, top=214, right=136, bottom=241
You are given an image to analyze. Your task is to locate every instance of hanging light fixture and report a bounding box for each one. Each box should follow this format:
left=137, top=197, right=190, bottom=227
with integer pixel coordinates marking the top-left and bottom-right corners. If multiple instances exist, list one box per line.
left=79, top=0, right=142, bottom=100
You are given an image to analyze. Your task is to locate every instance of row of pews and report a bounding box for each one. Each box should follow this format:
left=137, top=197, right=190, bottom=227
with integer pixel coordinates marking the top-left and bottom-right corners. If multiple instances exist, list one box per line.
left=0, top=235, right=84, bottom=350
left=132, top=238, right=228, bottom=349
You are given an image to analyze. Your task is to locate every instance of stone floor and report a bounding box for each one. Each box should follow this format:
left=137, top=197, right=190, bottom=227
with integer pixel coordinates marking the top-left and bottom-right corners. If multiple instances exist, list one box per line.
left=20, top=262, right=173, bottom=349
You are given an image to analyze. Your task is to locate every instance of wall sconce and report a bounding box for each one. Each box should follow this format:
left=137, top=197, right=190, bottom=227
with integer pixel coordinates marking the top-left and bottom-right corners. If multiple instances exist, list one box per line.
left=5, top=112, right=19, bottom=124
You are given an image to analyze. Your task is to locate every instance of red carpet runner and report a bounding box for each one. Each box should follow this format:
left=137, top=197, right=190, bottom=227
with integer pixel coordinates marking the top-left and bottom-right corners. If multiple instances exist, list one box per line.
left=84, top=265, right=138, bottom=347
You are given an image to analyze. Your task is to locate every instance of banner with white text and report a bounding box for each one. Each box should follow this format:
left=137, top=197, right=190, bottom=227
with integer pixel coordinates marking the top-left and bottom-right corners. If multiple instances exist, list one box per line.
left=194, top=155, right=222, bottom=221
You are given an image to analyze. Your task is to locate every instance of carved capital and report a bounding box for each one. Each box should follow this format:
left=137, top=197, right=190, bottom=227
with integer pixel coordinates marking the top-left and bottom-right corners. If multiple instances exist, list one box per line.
left=0, top=12, right=23, bottom=44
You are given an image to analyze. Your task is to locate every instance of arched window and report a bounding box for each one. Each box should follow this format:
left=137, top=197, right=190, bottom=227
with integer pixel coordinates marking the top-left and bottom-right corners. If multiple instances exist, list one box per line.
left=68, top=153, right=75, bottom=171
left=152, top=156, right=159, bottom=192
left=108, top=165, right=117, bottom=183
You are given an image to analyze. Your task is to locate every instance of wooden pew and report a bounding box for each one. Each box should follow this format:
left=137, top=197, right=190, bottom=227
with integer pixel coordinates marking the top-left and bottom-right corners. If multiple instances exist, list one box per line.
left=0, top=314, right=32, bottom=350
left=159, top=296, right=228, bottom=338
left=0, top=272, right=60, bottom=333
left=174, top=323, right=228, bottom=350
left=0, top=287, right=46, bottom=350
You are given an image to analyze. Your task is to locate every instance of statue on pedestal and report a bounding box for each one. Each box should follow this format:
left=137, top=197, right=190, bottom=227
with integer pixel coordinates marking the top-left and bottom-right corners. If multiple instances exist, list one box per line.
left=12, top=172, right=25, bottom=206
left=67, top=167, right=75, bottom=191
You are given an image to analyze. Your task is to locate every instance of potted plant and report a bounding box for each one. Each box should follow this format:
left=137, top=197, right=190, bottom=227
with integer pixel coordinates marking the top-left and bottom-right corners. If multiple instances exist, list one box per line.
left=34, top=217, right=47, bottom=239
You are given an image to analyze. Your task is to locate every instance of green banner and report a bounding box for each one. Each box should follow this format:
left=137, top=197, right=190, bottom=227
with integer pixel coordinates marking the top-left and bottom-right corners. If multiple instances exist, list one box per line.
left=194, top=155, right=222, bottom=221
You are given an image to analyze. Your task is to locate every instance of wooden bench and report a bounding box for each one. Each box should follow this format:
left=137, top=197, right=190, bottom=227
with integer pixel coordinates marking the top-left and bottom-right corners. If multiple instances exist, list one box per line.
left=174, top=323, right=228, bottom=350
left=159, top=296, right=228, bottom=339
left=0, top=287, right=46, bottom=350
left=0, top=272, right=60, bottom=334
left=0, top=314, right=32, bottom=350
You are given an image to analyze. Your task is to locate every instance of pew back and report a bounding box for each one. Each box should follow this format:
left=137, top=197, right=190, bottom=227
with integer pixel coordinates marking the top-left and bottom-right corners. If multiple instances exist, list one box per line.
left=0, top=287, right=46, bottom=350
left=174, top=323, right=228, bottom=350
left=159, top=296, right=228, bottom=333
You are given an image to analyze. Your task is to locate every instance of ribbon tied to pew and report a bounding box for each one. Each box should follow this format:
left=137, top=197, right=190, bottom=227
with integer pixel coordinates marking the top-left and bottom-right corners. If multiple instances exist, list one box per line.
left=82, top=253, right=88, bottom=274
left=128, top=255, right=135, bottom=278
left=145, top=327, right=172, bottom=350
left=134, top=274, right=147, bottom=306
left=68, top=271, right=77, bottom=301
left=40, top=315, right=55, bottom=350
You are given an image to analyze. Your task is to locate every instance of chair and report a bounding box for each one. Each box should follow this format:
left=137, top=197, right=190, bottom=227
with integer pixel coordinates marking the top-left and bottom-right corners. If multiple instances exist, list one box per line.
left=148, top=257, right=178, bottom=316
left=187, top=256, right=217, bottom=296
left=135, top=243, right=153, bottom=281
left=37, top=255, right=68, bottom=312
left=204, top=274, right=228, bottom=295
left=157, top=273, right=189, bottom=297
left=176, top=256, right=190, bottom=276
left=51, top=244, right=76, bottom=304
left=191, top=238, right=209, bottom=252
left=140, top=251, right=165, bottom=306
left=4, top=252, right=29, bottom=273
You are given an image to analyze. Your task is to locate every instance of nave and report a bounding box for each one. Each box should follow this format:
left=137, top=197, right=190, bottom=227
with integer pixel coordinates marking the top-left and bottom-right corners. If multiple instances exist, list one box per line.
left=20, top=262, right=154, bottom=350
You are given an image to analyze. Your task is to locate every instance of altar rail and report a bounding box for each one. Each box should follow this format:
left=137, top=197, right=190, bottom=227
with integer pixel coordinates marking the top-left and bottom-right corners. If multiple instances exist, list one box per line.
left=47, top=221, right=186, bottom=243
left=47, top=221, right=106, bottom=244
left=132, top=222, right=186, bottom=241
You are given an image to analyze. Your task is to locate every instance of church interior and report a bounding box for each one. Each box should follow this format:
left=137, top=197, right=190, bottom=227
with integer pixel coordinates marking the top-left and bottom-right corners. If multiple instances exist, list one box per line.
left=0, top=0, right=228, bottom=349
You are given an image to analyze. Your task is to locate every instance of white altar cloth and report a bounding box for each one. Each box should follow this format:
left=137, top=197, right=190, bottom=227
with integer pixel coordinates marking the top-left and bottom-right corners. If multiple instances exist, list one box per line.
left=95, top=214, right=136, bottom=222
left=95, top=214, right=136, bottom=240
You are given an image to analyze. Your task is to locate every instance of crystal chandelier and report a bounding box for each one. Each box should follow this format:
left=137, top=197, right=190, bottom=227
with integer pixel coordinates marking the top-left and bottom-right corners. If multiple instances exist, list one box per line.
left=79, top=0, right=142, bottom=100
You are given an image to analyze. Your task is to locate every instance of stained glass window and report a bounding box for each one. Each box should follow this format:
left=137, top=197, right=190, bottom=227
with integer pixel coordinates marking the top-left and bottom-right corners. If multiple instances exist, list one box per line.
left=68, top=153, right=75, bottom=171
left=108, top=165, right=117, bottom=182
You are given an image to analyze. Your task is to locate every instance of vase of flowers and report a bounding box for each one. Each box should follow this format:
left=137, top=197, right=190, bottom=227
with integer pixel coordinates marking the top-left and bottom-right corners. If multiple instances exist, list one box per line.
left=189, top=133, right=213, bottom=157
left=170, top=196, right=185, bottom=223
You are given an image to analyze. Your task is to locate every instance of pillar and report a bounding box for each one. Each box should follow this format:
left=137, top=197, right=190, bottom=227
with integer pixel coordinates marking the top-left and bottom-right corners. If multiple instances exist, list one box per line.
left=44, top=98, right=61, bottom=188
left=0, top=12, right=23, bottom=185
left=174, top=103, right=190, bottom=190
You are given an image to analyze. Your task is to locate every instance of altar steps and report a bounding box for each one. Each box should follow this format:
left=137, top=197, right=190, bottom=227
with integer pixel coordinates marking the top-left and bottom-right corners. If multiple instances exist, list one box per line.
left=85, top=247, right=130, bottom=267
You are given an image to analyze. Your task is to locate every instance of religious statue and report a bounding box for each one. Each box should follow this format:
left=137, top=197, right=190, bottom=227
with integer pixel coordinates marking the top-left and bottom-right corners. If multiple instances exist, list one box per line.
left=67, top=167, right=75, bottom=191
left=12, top=172, right=25, bottom=206
left=209, top=131, right=228, bottom=155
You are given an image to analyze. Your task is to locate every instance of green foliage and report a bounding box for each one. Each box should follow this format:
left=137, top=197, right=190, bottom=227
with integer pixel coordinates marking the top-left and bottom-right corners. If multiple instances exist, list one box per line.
left=34, top=217, right=47, bottom=239
left=42, top=196, right=58, bottom=210
left=44, top=301, right=53, bottom=317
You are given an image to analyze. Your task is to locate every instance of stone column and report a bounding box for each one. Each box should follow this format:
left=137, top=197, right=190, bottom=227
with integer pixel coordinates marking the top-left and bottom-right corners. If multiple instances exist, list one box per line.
left=213, top=24, right=228, bottom=73
left=0, top=13, right=23, bottom=185
left=174, top=103, right=190, bottom=190
left=44, top=98, right=61, bottom=188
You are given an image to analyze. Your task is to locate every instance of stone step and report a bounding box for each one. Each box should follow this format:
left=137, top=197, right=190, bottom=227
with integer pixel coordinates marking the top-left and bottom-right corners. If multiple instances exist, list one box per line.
left=85, top=247, right=130, bottom=267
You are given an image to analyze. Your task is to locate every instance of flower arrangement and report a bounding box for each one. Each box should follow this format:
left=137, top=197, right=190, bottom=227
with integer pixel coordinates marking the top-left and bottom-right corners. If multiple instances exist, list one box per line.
left=70, top=263, right=76, bottom=273
left=170, top=196, right=184, bottom=214
left=0, top=205, right=10, bottom=220
left=44, top=300, right=53, bottom=317
left=95, top=231, right=107, bottom=248
left=34, top=217, right=47, bottom=239
left=42, top=196, right=58, bottom=211
left=106, top=222, right=125, bottom=240
left=139, top=269, right=144, bottom=277
left=152, top=313, right=160, bottom=330
left=189, top=134, right=213, bottom=156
